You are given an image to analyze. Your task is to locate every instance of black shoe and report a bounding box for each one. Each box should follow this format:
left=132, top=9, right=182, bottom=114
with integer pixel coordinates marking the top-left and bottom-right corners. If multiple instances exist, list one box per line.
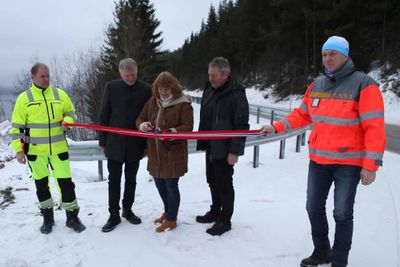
left=331, top=264, right=346, bottom=267
left=40, top=208, right=55, bottom=234
left=300, top=249, right=332, bottom=267
left=206, top=219, right=232, bottom=236
left=101, top=216, right=121, bottom=232
left=122, top=210, right=142, bottom=224
left=196, top=211, right=219, bottom=224
left=66, top=208, right=86, bottom=233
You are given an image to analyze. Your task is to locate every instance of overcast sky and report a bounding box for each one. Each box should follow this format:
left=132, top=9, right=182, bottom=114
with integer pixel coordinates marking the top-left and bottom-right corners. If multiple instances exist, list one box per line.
left=0, top=0, right=221, bottom=88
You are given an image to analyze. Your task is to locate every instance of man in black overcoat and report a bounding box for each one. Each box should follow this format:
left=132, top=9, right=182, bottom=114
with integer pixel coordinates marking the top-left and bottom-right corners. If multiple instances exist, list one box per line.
left=99, top=58, right=152, bottom=232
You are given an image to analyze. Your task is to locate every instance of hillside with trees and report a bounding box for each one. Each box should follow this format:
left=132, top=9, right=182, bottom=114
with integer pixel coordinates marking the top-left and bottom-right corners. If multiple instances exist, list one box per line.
left=167, top=0, right=400, bottom=97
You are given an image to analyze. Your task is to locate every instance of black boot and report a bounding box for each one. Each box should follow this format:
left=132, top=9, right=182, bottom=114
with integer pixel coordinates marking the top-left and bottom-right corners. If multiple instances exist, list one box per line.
left=206, top=218, right=232, bottom=236
left=101, top=215, right=121, bottom=232
left=66, top=208, right=86, bottom=233
left=40, top=208, right=55, bottom=234
left=196, top=211, right=219, bottom=224
left=331, top=264, right=346, bottom=267
left=122, top=209, right=142, bottom=224
left=300, top=249, right=332, bottom=267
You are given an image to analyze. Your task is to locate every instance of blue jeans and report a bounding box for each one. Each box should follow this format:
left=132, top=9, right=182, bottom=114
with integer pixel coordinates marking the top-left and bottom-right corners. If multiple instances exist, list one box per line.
left=154, top=178, right=180, bottom=221
left=306, top=161, right=361, bottom=266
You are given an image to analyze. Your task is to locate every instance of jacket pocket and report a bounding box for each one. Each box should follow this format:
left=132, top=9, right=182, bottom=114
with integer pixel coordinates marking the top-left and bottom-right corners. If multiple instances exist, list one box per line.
left=26, top=154, right=37, bottom=161
left=58, top=152, right=69, bottom=161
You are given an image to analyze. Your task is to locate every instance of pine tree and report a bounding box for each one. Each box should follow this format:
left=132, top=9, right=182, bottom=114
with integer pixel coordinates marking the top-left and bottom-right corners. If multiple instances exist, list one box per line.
left=87, top=0, right=164, bottom=124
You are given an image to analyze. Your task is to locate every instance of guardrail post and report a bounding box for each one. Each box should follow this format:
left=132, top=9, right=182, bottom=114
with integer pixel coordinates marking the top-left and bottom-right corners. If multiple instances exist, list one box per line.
left=279, top=139, right=286, bottom=159
left=253, top=145, right=260, bottom=168
left=270, top=110, right=275, bottom=124
left=296, top=135, right=301, bottom=152
left=98, top=160, right=104, bottom=181
left=256, top=107, right=261, bottom=124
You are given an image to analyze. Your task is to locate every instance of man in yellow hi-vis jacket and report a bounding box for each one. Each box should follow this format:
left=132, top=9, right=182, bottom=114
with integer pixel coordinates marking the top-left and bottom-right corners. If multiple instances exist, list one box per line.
left=9, top=63, right=85, bottom=234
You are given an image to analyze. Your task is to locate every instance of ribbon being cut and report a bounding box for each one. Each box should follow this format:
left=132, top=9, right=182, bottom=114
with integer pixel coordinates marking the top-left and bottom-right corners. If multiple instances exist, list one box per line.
left=64, top=123, right=262, bottom=140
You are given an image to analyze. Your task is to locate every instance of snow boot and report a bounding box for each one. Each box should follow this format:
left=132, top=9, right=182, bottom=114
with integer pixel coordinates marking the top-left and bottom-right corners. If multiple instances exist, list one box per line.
left=206, top=219, right=231, bottom=236
left=300, top=249, right=332, bottom=267
left=66, top=208, right=86, bottom=233
left=40, top=208, right=55, bottom=234
left=195, top=211, right=219, bottom=223
left=154, top=212, right=167, bottom=224
left=101, top=215, right=121, bottom=232
left=155, top=219, right=177, bottom=232
left=122, top=209, right=142, bottom=224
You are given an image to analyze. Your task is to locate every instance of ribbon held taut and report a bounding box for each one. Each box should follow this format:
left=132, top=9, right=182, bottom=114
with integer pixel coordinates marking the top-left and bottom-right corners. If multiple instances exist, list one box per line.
left=64, top=123, right=262, bottom=140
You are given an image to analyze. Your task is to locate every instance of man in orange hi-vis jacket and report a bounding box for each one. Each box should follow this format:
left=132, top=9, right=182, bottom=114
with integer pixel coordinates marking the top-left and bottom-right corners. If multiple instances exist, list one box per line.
left=261, top=36, right=385, bottom=267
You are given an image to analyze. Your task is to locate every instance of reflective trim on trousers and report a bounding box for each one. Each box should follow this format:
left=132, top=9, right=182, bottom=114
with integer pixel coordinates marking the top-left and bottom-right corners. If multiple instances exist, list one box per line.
left=38, top=198, right=55, bottom=209
left=60, top=199, right=79, bottom=211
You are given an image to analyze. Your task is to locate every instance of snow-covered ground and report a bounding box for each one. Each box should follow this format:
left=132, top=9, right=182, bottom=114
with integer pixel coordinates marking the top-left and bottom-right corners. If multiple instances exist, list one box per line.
left=0, top=101, right=399, bottom=267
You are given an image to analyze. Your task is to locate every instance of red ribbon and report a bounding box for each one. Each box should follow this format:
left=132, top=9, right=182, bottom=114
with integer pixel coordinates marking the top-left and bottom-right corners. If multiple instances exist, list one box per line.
left=65, top=123, right=262, bottom=140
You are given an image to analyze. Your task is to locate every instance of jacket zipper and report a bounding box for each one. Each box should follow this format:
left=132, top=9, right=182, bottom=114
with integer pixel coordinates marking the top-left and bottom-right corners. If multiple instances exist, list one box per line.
left=155, top=105, right=162, bottom=178
left=42, top=90, right=52, bottom=155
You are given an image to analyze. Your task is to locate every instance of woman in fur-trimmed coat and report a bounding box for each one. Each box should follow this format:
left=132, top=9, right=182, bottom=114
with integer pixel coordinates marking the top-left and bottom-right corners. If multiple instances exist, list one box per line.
left=136, top=71, right=193, bottom=233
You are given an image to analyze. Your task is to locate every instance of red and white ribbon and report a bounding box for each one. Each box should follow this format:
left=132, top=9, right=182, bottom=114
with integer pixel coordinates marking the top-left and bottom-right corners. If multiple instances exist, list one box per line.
left=65, top=123, right=262, bottom=140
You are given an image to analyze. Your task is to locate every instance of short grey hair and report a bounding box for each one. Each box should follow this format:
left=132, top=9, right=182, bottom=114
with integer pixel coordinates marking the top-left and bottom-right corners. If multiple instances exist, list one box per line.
left=31, top=63, right=49, bottom=75
left=208, top=57, right=231, bottom=74
left=118, top=58, right=138, bottom=71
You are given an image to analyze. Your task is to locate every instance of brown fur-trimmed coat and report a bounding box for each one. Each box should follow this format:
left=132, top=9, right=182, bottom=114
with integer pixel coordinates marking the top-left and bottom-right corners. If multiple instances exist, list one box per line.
left=136, top=95, right=193, bottom=178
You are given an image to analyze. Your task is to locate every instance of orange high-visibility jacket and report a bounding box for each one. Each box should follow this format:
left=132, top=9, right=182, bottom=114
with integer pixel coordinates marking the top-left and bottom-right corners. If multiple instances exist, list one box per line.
left=274, top=58, right=385, bottom=171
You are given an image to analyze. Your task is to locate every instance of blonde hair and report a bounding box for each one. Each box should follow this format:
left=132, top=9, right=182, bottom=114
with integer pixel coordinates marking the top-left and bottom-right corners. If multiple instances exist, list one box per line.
left=152, top=71, right=183, bottom=98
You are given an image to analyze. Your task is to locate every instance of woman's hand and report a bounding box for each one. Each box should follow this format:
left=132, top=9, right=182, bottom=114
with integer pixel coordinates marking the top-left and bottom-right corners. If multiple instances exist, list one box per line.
left=139, top=121, right=154, bottom=132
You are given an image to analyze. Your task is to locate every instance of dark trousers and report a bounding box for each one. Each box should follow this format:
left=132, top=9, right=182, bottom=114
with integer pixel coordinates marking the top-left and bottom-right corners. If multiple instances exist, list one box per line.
left=107, top=159, right=140, bottom=216
left=205, top=152, right=235, bottom=222
left=154, top=178, right=180, bottom=221
left=306, top=161, right=361, bottom=266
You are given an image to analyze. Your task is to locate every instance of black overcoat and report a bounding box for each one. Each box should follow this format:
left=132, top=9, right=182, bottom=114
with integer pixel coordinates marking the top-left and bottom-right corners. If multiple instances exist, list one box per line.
left=99, top=79, right=152, bottom=162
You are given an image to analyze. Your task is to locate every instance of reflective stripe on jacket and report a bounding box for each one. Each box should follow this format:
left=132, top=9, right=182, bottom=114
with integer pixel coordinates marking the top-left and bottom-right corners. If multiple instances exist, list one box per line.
left=10, top=84, right=76, bottom=155
left=273, top=58, right=385, bottom=171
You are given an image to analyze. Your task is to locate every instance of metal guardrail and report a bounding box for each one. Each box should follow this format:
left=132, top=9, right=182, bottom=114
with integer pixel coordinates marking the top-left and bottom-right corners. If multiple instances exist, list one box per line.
left=69, top=126, right=310, bottom=181
left=191, top=96, right=289, bottom=121
left=68, top=97, right=310, bottom=181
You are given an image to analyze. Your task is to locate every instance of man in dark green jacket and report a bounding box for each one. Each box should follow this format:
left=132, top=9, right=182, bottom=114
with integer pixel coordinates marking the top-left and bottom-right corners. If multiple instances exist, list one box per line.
left=196, top=57, right=249, bottom=236
left=99, top=58, right=152, bottom=232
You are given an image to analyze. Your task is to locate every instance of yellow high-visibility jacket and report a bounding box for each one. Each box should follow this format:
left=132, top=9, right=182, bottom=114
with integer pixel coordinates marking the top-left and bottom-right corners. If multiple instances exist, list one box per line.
left=10, top=84, right=76, bottom=155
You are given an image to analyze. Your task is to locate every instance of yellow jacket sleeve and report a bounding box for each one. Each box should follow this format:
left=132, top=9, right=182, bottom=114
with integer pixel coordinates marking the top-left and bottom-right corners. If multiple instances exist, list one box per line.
left=9, top=93, right=27, bottom=153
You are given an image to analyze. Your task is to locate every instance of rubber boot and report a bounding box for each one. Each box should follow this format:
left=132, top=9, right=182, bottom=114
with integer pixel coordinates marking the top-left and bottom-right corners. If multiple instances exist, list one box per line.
left=66, top=208, right=86, bottom=233
left=40, top=208, right=55, bottom=234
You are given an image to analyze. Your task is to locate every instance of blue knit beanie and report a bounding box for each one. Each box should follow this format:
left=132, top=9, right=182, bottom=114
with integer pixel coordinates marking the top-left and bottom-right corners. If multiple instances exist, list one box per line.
left=322, top=36, right=349, bottom=57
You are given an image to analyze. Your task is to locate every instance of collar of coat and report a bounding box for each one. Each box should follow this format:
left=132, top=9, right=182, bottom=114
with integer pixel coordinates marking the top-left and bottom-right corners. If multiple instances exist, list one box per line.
left=157, top=94, right=192, bottom=108
left=324, top=57, right=357, bottom=82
